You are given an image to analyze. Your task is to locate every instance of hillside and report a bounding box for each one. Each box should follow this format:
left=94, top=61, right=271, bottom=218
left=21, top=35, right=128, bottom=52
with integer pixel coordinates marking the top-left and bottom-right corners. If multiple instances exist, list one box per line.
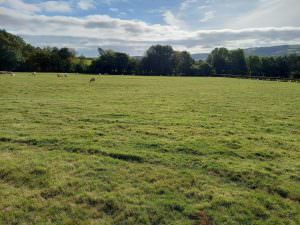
left=192, top=45, right=300, bottom=61
left=244, top=45, right=300, bottom=57
left=190, top=53, right=209, bottom=61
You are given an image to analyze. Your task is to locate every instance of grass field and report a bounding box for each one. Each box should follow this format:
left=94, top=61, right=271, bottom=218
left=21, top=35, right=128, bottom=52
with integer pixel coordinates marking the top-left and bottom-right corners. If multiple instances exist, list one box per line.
left=0, top=73, right=299, bottom=225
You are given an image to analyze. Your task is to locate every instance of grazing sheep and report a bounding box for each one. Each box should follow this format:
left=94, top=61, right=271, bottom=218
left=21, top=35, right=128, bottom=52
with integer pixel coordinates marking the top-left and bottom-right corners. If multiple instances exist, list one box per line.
left=57, top=73, right=63, bottom=78
left=98, top=73, right=102, bottom=76
left=32, top=72, right=37, bottom=76
left=64, top=73, right=68, bottom=77
left=89, top=77, right=96, bottom=84
left=10, top=73, right=16, bottom=77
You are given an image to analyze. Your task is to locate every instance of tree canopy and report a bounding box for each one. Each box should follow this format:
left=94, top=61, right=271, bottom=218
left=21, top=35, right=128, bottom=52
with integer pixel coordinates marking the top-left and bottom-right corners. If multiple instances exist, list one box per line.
left=0, top=30, right=299, bottom=78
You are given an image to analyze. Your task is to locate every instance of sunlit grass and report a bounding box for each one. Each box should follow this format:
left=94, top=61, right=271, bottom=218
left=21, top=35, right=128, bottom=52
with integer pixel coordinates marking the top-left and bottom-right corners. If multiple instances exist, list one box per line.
left=0, top=73, right=299, bottom=224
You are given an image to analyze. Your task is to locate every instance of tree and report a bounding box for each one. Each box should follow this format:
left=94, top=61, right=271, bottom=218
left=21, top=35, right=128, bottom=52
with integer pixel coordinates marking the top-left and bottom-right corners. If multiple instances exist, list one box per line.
left=24, top=47, right=76, bottom=72
left=114, top=52, right=130, bottom=74
left=275, top=56, right=289, bottom=77
left=261, top=57, right=276, bottom=77
left=207, top=48, right=230, bottom=74
left=247, top=56, right=261, bottom=76
left=26, top=48, right=52, bottom=72
left=2, top=29, right=300, bottom=78
left=127, top=57, right=139, bottom=75
left=141, top=45, right=174, bottom=75
left=93, top=50, right=115, bottom=74
left=98, top=47, right=105, bottom=56
left=172, top=51, right=194, bottom=75
left=288, top=54, right=300, bottom=78
left=74, top=56, right=89, bottom=73
left=0, top=30, right=26, bottom=71
left=191, top=60, right=214, bottom=76
left=57, top=48, right=76, bottom=72
left=0, top=44, right=21, bottom=71
left=229, top=49, right=248, bottom=75
left=90, top=50, right=134, bottom=75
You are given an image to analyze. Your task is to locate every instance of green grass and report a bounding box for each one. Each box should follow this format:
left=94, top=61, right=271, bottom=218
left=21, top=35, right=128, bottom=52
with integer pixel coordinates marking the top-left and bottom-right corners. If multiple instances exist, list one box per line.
left=0, top=73, right=299, bottom=225
left=72, top=57, right=93, bottom=66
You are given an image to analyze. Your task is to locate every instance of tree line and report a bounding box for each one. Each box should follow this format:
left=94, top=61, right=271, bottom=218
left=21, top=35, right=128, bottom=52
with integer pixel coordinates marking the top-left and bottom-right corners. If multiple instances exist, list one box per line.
left=1, top=30, right=299, bottom=78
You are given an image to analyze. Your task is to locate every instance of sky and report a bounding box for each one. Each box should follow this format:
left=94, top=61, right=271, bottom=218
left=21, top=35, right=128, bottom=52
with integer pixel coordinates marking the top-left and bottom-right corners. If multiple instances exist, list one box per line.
left=0, top=0, right=300, bottom=56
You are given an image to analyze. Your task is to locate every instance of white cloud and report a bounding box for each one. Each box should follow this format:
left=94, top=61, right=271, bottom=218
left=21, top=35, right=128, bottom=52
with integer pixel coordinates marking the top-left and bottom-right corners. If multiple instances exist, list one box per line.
left=39, top=1, right=72, bottom=13
left=1, top=5, right=300, bottom=56
left=200, top=11, right=215, bottom=23
left=78, top=0, right=95, bottom=10
left=230, top=0, right=300, bottom=28
left=97, top=0, right=127, bottom=5
left=2, top=0, right=39, bottom=13
left=167, top=0, right=216, bottom=29
left=163, top=10, right=186, bottom=28
left=180, top=0, right=198, bottom=11
left=0, top=0, right=300, bottom=56
left=0, top=0, right=72, bottom=13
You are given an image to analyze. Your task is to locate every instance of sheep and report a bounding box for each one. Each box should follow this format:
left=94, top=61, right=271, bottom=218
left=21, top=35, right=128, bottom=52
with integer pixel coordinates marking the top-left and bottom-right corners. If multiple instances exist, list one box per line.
left=89, top=77, right=96, bottom=84
left=10, top=73, right=16, bottom=77
left=57, top=73, right=63, bottom=78
left=64, top=73, right=68, bottom=77
left=32, top=72, right=37, bottom=76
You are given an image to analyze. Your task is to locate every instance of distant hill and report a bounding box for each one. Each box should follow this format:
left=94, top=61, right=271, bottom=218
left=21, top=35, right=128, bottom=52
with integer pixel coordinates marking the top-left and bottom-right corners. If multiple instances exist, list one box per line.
left=190, top=53, right=209, bottom=61
left=244, top=45, right=300, bottom=57
left=133, top=56, right=143, bottom=61
left=191, top=45, right=300, bottom=61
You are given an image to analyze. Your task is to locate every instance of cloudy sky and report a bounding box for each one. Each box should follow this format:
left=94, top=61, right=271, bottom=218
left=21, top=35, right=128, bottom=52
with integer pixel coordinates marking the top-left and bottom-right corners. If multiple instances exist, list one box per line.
left=0, top=0, right=300, bottom=56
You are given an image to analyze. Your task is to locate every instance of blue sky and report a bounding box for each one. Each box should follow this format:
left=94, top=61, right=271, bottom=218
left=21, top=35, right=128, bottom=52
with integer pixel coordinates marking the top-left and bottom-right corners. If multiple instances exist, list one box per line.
left=1, top=0, right=300, bottom=56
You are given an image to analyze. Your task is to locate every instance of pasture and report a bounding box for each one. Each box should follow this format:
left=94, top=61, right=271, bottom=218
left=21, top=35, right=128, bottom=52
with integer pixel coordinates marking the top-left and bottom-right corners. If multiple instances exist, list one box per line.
left=0, top=73, right=299, bottom=225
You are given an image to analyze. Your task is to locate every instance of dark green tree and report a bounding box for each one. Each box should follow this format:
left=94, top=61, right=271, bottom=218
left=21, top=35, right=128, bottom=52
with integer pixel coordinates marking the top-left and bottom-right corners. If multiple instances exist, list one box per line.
left=114, top=52, right=130, bottom=74
left=288, top=54, right=300, bottom=78
left=275, top=56, right=289, bottom=77
left=191, top=60, right=214, bottom=76
left=141, top=45, right=174, bottom=75
left=0, top=30, right=26, bottom=70
left=247, top=56, right=261, bottom=76
left=172, top=51, right=194, bottom=75
left=207, top=48, right=230, bottom=74
left=229, top=49, right=248, bottom=75
left=261, top=57, right=276, bottom=77
left=90, top=50, right=134, bottom=75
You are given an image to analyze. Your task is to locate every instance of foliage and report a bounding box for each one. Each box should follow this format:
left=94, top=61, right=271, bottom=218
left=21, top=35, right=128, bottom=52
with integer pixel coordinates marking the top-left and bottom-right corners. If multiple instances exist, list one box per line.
left=207, top=48, right=230, bottom=74
left=172, top=51, right=194, bottom=75
left=1, top=30, right=300, bottom=77
left=90, top=50, right=135, bottom=75
left=228, top=49, right=248, bottom=75
left=140, top=45, right=174, bottom=75
left=190, top=60, right=214, bottom=76
left=0, top=30, right=77, bottom=73
left=247, top=56, right=261, bottom=76
left=0, top=30, right=27, bottom=70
